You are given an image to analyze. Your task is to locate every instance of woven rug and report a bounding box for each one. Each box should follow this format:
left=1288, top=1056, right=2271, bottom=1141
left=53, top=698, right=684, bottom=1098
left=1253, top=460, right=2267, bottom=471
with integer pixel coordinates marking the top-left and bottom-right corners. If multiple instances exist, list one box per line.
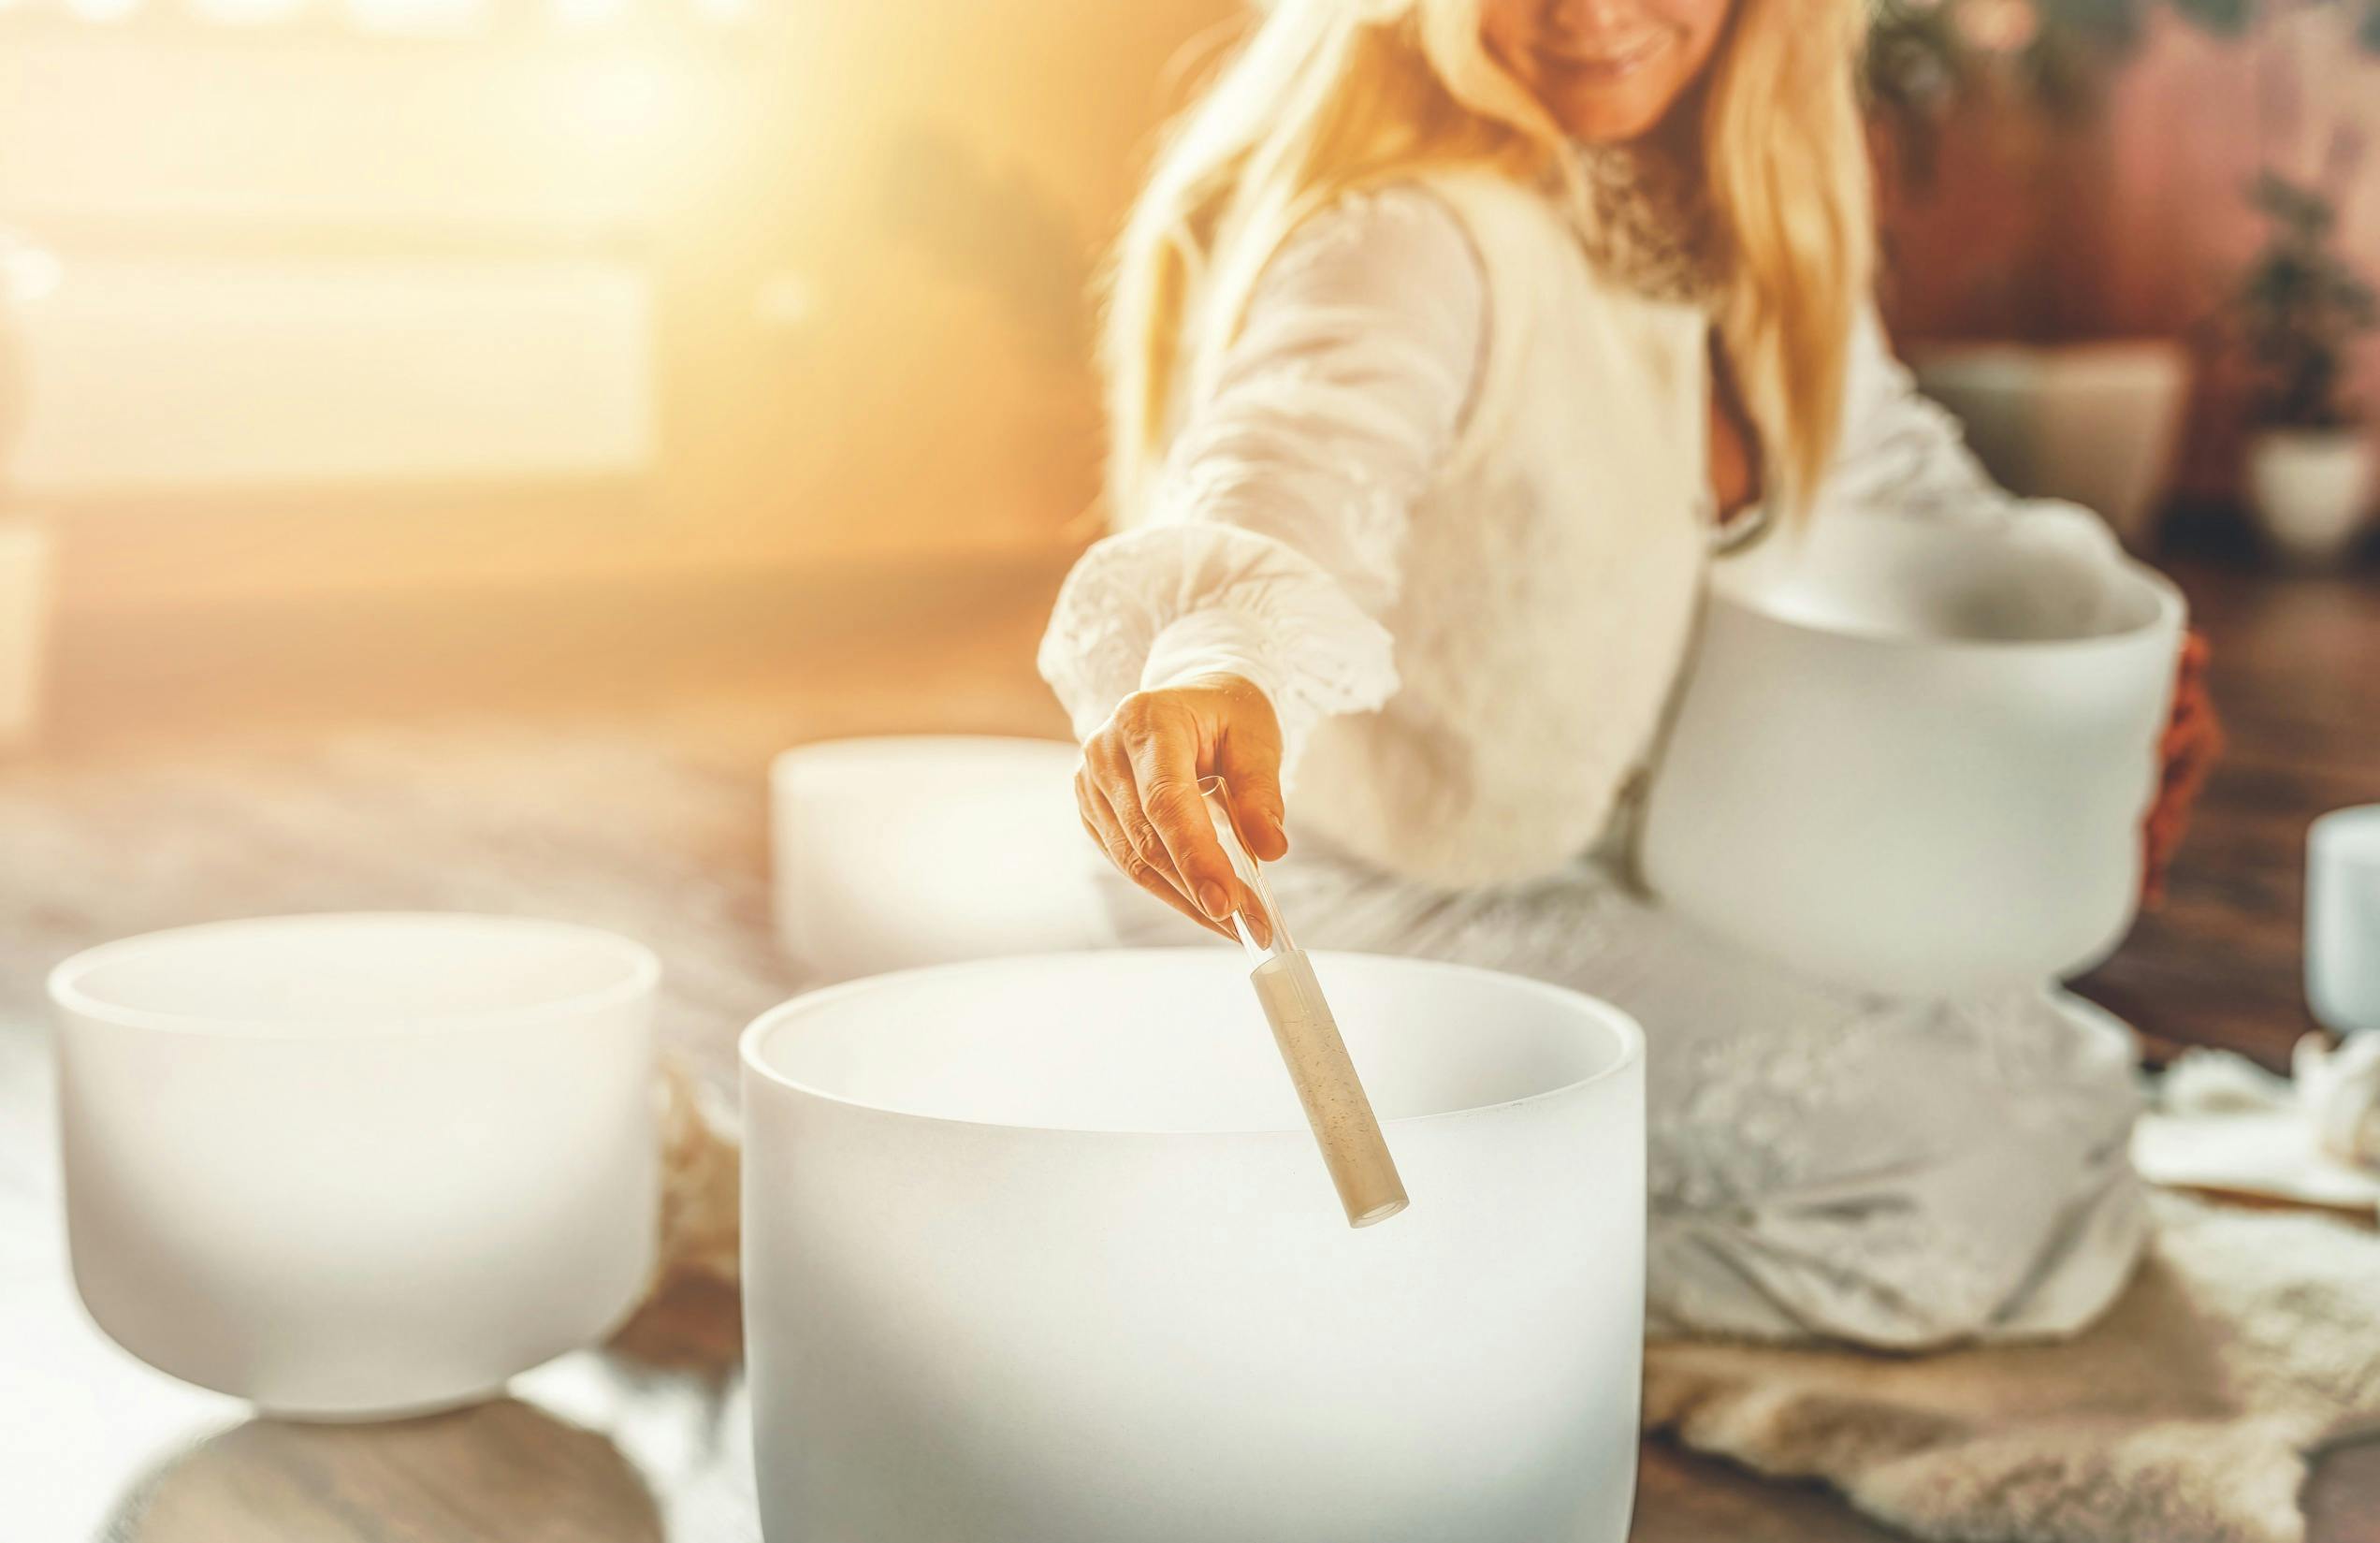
left=1645, top=1195, right=2380, bottom=1543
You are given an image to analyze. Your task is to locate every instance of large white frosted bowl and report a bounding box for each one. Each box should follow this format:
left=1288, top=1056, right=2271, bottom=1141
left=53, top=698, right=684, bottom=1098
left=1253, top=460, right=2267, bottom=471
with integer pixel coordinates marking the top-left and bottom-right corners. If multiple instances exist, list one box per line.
left=771, top=735, right=1110, bottom=983
left=742, top=949, right=1645, bottom=1543
left=1641, top=506, right=2184, bottom=995
left=51, top=913, right=659, bottom=1419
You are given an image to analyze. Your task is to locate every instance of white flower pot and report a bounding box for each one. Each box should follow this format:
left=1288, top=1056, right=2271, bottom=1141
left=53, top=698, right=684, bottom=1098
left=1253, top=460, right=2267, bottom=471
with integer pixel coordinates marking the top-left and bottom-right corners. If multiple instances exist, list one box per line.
left=2245, top=429, right=2373, bottom=568
left=742, top=950, right=1646, bottom=1543
left=0, top=518, right=51, bottom=748
left=1911, top=340, right=2191, bottom=550
left=1641, top=504, right=2184, bottom=996
left=51, top=914, right=660, bottom=1419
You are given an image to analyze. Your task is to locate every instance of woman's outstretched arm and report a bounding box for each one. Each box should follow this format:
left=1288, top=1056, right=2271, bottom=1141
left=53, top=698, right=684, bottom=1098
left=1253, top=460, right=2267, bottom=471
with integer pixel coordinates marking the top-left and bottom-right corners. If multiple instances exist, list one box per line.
left=1038, top=186, right=1485, bottom=932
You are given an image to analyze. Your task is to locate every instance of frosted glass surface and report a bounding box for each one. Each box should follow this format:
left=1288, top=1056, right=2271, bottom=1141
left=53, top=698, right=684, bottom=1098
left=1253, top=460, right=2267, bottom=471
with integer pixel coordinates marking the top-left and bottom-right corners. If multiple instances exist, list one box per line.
left=771, top=737, right=1112, bottom=982
left=2309, top=805, right=2380, bottom=1034
left=1646, top=507, right=2184, bottom=994
left=742, top=949, right=1645, bottom=1543
left=761, top=949, right=1617, bottom=1132
left=51, top=915, right=659, bottom=1418
left=54, top=912, right=652, bottom=1031
left=1718, top=503, right=2155, bottom=644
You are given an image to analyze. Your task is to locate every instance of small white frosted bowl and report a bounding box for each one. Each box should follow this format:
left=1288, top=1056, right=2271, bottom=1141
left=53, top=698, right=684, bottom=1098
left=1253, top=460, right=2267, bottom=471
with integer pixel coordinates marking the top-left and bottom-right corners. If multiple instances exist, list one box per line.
left=2309, top=805, right=2380, bottom=1035
left=51, top=913, right=659, bottom=1419
left=742, top=949, right=1645, bottom=1543
left=771, top=735, right=1110, bottom=983
left=1642, top=506, right=2185, bottom=995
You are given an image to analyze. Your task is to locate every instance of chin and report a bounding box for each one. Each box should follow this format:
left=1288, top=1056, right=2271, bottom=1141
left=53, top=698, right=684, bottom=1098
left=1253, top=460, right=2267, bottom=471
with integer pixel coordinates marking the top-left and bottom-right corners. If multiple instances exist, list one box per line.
left=1552, top=95, right=1671, bottom=145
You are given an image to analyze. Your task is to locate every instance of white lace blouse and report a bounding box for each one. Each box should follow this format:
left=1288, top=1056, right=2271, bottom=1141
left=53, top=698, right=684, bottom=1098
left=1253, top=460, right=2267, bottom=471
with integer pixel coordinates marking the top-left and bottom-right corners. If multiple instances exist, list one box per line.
left=1038, top=173, right=2023, bottom=889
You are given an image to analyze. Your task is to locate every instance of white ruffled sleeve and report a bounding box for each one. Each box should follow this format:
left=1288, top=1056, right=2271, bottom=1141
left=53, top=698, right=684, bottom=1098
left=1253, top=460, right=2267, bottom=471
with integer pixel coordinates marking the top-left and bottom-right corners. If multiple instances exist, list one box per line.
left=1821, top=305, right=2019, bottom=520
left=1821, top=304, right=2121, bottom=557
left=1037, top=186, right=1486, bottom=773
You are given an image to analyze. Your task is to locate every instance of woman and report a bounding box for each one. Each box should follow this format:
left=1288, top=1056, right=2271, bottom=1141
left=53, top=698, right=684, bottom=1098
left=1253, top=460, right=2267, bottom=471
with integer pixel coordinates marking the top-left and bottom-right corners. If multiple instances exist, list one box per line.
left=1038, top=0, right=2205, bottom=1348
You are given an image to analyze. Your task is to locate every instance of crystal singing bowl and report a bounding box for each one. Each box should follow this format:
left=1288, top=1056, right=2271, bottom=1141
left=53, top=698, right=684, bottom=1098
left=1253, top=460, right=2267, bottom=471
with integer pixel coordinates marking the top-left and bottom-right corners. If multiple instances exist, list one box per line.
left=51, top=913, right=659, bottom=1419
left=741, top=949, right=1646, bottom=1543
left=772, top=736, right=1111, bottom=983
left=1642, top=506, right=2185, bottom=996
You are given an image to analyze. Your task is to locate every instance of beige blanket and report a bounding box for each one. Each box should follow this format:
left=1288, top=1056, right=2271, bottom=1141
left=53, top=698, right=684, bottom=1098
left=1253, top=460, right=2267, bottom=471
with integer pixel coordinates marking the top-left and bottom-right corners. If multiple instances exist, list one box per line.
left=1645, top=1196, right=2380, bottom=1543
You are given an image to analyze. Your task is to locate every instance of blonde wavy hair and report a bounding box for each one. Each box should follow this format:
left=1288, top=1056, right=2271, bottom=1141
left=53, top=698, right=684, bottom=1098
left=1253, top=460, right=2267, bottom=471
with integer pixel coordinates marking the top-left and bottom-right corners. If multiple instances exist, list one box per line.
left=1103, top=0, right=1873, bottom=521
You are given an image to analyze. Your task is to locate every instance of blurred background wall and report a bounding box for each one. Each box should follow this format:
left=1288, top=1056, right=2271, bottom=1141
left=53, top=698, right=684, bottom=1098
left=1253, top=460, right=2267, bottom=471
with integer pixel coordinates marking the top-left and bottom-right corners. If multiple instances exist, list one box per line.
left=0, top=0, right=1235, bottom=621
left=1874, top=5, right=2380, bottom=509
left=0, top=0, right=2372, bottom=660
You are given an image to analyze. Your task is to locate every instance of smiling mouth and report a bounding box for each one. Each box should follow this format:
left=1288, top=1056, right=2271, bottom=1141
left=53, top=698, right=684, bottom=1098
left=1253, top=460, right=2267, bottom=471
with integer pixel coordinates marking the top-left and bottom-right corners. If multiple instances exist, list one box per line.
left=1537, top=35, right=1666, bottom=82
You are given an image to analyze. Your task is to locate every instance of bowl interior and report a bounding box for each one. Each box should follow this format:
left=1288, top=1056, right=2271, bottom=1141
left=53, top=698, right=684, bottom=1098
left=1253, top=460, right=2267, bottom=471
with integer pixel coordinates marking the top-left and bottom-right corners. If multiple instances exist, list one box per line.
left=52, top=913, right=655, bottom=1035
left=749, top=950, right=1633, bottom=1135
left=1718, top=508, right=2170, bottom=645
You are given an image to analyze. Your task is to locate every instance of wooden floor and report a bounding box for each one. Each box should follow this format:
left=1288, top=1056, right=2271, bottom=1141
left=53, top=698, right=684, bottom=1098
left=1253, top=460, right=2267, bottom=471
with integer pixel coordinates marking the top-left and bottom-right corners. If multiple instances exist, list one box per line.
left=3, top=551, right=2375, bottom=1542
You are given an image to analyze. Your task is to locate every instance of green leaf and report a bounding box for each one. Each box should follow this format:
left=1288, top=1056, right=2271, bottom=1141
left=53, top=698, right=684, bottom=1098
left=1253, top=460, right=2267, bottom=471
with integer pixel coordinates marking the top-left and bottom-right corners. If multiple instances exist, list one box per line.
left=2170, top=0, right=2257, bottom=36
left=2040, top=0, right=2148, bottom=46
left=2226, top=158, right=2380, bottom=425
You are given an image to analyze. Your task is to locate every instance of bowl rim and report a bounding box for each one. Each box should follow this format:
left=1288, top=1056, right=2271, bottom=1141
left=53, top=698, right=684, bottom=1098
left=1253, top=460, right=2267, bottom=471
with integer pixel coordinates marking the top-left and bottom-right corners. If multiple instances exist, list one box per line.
left=2310, top=803, right=2380, bottom=859
left=48, top=911, right=660, bottom=1040
left=740, top=947, right=1645, bottom=1138
left=1712, top=523, right=2186, bottom=657
left=770, top=734, right=1078, bottom=787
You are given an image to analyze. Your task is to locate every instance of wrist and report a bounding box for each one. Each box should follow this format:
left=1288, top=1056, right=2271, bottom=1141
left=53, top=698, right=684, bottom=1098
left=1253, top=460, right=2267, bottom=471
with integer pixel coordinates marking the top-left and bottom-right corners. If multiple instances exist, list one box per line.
left=1139, top=611, right=1284, bottom=710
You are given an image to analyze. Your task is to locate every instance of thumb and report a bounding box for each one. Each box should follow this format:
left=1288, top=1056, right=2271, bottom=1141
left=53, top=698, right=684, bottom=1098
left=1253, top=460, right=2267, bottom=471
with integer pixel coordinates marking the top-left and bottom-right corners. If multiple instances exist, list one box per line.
left=1213, top=724, right=1287, bottom=863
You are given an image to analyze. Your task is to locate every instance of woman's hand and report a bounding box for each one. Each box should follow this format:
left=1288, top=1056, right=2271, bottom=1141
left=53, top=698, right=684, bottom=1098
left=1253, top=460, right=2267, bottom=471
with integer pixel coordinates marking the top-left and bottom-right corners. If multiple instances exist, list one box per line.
left=1075, top=673, right=1287, bottom=941
left=2142, top=631, right=2223, bottom=907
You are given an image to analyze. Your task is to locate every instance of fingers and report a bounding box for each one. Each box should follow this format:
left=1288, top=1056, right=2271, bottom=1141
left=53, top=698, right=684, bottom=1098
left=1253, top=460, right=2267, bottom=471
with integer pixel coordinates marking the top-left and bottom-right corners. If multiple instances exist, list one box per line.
left=1074, top=681, right=1289, bottom=947
left=1214, top=722, right=1287, bottom=864
left=1085, top=812, right=1231, bottom=939
left=1077, top=766, right=1236, bottom=942
left=1083, top=734, right=1193, bottom=904
left=1121, top=707, right=1246, bottom=927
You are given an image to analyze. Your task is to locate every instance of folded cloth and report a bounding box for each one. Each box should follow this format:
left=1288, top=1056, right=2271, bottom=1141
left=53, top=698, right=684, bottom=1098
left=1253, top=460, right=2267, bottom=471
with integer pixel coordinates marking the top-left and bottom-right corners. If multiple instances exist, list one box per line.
left=1646, top=1194, right=2380, bottom=1543
left=2296, top=1035, right=2380, bottom=1170
left=2133, top=1036, right=2380, bottom=1213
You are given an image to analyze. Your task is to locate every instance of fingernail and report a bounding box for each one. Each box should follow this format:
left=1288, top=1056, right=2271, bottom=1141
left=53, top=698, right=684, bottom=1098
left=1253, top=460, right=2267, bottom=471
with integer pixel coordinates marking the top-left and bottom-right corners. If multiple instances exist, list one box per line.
left=1197, top=881, right=1230, bottom=920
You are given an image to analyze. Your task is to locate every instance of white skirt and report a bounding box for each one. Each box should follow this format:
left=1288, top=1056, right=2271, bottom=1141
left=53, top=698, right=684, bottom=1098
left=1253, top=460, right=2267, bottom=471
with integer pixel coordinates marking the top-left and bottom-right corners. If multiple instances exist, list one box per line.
left=1096, top=841, right=2148, bottom=1350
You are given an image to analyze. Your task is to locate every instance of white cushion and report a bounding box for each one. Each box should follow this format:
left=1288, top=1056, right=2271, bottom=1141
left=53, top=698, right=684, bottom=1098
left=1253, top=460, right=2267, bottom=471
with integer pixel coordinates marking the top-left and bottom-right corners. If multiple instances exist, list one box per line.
left=771, top=736, right=1115, bottom=983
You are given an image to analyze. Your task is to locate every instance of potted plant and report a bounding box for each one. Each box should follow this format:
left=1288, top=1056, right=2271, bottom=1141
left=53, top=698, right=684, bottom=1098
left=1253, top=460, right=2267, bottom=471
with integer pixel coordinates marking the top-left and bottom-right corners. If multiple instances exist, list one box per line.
left=2228, top=165, right=2378, bottom=567
left=1865, top=0, right=2257, bottom=550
